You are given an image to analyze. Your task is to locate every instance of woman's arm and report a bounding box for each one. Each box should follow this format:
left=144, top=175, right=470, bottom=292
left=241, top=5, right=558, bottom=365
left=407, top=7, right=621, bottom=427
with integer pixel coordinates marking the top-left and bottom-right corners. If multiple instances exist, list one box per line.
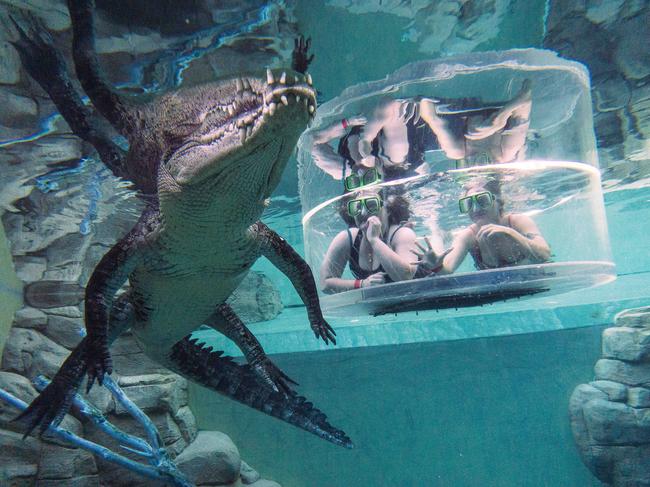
left=358, top=114, right=384, bottom=164
left=312, top=116, right=367, bottom=178
left=509, top=214, right=551, bottom=262
left=312, top=143, right=347, bottom=179
left=313, top=116, right=362, bottom=144
left=369, top=224, right=417, bottom=282
left=438, top=230, right=473, bottom=274
left=319, top=229, right=358, bottom=293
left=412, top=229, right=473, bottom=276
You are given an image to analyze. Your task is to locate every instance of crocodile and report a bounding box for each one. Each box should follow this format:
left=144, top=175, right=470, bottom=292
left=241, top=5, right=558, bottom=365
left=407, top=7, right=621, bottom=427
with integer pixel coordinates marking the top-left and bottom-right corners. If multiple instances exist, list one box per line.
left=11, top=0, right=351, bottom=448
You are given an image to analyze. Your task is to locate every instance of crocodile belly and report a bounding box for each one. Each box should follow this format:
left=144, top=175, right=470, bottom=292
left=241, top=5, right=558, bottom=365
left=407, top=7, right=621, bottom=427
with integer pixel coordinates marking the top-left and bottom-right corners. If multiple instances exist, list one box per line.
left=129, top=268, right=247, bottom=358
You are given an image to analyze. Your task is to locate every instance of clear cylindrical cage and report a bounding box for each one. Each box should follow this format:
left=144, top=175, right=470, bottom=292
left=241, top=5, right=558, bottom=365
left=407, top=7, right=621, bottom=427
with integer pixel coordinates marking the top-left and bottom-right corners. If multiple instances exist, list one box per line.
left=297, top=49, right=614, bottom=317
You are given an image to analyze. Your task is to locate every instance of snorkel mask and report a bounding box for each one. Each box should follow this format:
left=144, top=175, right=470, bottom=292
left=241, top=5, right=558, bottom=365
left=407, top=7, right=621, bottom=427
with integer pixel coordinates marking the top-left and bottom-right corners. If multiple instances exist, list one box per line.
left=347, top=194, right=383, bottom=217
left=458, top=191, right=495, bottom=214
left=344, top=167, right=382, bottom=192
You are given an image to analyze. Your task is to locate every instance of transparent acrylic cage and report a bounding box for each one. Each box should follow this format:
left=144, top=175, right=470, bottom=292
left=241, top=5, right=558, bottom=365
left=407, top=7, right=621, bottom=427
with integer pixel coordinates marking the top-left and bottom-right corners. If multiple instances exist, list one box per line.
left=296, top=49, right=615, bottom=317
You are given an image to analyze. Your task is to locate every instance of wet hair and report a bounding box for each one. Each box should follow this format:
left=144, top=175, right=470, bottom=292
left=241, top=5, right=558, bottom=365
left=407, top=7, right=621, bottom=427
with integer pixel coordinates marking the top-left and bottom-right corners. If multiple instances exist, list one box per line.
left=337, top=192, right=357, bottom=227
left=383, top=191, right=411, bottom=225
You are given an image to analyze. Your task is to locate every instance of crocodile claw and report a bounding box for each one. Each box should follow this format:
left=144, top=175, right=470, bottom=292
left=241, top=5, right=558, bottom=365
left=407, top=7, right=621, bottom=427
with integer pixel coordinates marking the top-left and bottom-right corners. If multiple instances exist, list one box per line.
left=15, top=337, right=90, bottom=438
left=312, top=316, right=337, bottom=345
left=291, top=35, right=314, bottom=74
left=85, top=337, right=112, bottom=392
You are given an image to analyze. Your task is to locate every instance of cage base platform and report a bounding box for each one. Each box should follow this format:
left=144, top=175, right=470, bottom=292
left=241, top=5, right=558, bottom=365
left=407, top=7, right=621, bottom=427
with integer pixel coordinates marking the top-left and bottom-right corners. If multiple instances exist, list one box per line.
left=320, top=261, right=616, bottom=317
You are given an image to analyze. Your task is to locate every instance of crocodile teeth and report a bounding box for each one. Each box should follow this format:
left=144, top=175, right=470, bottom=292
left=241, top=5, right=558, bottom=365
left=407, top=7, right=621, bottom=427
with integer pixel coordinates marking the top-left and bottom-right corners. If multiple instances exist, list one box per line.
left=246, top=126, right=253, bottom=138
left=308, top=104, right=315, bottom=114
left=227, top=105, right=235, bottom=116
left=280, top=95, right=289, bottom=106
left=239, top=127, right=247, bottom=142
left=303, top=97, right=308, bottom=106
left=269, top=102, right=277, bottom=116
left=242, top=78, right=251, bottom=91
left=295, top=95, right=301, bottom=103
left=306, top=73, right=313, bottom=86
left=280, top=72, right=287, bottom=84
left=266, top=68, right=274, bottom=85
left=235, top=78, right=244, bottom=93
left=262, top=105, right=269, bottom=115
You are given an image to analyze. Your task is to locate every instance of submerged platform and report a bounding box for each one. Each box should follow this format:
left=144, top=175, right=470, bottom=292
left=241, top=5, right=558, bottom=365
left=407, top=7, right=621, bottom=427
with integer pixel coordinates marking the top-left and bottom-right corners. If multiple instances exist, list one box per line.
left=320, top=261, right=616, bottom=317
left=192, top=268, right=648, bottom=358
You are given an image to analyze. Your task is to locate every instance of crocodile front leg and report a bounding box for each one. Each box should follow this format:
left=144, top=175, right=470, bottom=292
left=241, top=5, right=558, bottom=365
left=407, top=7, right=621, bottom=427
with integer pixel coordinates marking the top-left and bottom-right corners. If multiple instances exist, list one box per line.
left=9, top=13, right=127, bottom=179
left=16, top=291, right=135, bottom=437
left=208, top=303, right=297, bottom=394
left=252, top=221, right=336, bottom=344
left=84, top=207, right=156, bottom=388
left=67, top=0, right=134, bottom=135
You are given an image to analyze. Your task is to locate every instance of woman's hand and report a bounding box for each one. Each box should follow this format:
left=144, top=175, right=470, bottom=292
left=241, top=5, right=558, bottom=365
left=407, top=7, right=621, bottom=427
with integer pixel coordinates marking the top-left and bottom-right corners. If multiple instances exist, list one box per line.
left=476, top=224, right=517, bottom=241
left=361, top=272, right=386, bottom=287
left=365, top=216, right=383, bottom=244
left=476, top=224, right=533, bottom=259
left=410, top=236, right=453, bottom=271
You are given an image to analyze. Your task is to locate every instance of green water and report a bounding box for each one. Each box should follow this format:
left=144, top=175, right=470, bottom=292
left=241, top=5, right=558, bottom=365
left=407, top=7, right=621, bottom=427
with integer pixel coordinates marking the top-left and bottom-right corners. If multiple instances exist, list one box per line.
left=190, top=326, right=603, bottom=487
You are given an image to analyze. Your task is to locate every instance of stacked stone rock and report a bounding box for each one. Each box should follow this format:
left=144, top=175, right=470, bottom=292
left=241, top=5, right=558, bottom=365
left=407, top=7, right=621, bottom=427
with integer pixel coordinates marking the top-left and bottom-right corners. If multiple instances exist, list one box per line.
left=570, top=307, right=650, bottom=487
left=0, top=1, right=293, bottom=485
left=1, top=330, right=281, bottom=486
left=0, top=179, right=282, bottom=485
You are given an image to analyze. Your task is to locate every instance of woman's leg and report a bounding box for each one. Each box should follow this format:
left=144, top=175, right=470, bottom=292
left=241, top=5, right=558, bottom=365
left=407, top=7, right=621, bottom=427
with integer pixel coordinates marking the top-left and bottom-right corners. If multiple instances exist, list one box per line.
left=419, top=98, right=466, bottom=160
left=465, top=80, right=532, bottom=144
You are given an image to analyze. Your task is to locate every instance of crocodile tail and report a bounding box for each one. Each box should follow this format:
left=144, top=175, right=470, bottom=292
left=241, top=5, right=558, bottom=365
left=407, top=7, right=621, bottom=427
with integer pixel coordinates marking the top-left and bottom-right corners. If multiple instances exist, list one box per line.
left=15, top=337, right=90, bottom=438
left=169, top=337, right=353, bottom=449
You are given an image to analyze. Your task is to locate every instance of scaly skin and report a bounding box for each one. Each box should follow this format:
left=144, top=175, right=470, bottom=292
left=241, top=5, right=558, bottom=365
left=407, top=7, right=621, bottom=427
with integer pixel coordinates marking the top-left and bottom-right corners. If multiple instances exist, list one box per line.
left=12, top=0, right=351, bottom=448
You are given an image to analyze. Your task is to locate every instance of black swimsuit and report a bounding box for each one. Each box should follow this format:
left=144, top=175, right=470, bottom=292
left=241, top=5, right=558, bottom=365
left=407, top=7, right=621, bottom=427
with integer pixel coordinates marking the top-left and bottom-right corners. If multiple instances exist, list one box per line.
left=346, top=224, right=432, bottom=282
left=337, top=126, right=379, bottom=179
left=377, top=103, right=439, bottom=180
left=347, top=224, right=407, bottom=281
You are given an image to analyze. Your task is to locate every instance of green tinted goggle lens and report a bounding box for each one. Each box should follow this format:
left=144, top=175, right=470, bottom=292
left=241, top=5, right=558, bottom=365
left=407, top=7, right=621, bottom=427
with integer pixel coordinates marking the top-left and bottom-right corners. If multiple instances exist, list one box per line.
left=344, top=169, right=382, bottom=191
left=459, top=191, right=495, bottom=214
left=347, top=196, right=383, bottom=217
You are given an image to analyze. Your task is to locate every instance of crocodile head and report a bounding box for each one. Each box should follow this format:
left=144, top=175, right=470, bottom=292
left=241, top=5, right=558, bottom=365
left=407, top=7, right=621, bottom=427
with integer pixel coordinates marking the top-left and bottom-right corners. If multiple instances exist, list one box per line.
left=160, top=69, right=316, bottom=201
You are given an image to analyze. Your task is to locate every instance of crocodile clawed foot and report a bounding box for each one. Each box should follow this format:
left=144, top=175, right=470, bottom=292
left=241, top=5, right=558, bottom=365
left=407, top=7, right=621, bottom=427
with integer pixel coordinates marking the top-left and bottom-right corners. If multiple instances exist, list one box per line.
left=15, top=338, right=91, bottom=438
left=250, top=356, right=298, bottom=396
left=15, top=379, right=76, bottom=438
left=311, top=315, right=337, bottom=345
left=291, top=35, right=314, bottom=74
left=85, top=338, right=113, bottom=392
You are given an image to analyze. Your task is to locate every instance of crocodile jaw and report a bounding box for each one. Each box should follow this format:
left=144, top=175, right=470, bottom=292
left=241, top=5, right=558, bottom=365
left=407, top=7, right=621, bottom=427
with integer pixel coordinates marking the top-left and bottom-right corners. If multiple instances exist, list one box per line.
left=163, top=70, right=316, bottom=190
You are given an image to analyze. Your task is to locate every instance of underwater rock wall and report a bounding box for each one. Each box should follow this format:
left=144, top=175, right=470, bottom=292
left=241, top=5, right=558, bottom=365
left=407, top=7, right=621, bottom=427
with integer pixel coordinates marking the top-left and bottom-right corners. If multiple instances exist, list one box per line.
left=570, top=307, right=650, bottom=487
left=0, top=0, right=292, bottom=485
left=544, top=0, right=650, bottom=183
